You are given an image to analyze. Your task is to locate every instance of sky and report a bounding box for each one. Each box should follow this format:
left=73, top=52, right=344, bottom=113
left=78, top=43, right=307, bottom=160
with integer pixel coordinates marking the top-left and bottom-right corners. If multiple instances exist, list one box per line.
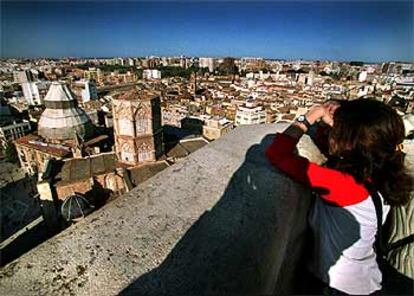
left=1, top=1, right=413, bottom=62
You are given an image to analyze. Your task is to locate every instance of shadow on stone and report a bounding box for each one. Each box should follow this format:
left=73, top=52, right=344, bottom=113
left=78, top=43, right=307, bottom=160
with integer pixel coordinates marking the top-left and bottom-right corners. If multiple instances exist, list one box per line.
left=0, top=198, right=53, bottom=267
left=119, top=134, right=318, bottom=295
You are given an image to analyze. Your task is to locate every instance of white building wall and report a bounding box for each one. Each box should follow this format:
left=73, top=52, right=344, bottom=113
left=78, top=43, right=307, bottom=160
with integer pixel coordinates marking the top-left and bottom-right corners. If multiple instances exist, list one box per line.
left=143, top=69, right=162, bottom=80
left=235, top=106, right=266, bottom=126
left=199, top=58, right=214, bottom=73
left=81, top=81, right=98, bottom=103
left=21, top=82, right=41, bottom=105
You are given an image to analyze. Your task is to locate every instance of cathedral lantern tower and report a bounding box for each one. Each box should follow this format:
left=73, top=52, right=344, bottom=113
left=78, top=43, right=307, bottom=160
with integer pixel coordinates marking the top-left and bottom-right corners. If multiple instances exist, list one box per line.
left=112, top=88, right=163, bottom=165
left=38, top=82, right=94, bottom=143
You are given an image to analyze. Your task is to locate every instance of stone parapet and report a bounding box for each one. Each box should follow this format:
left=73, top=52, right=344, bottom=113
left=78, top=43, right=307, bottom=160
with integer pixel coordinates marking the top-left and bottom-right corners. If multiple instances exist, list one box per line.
left=0, top=123, right=326, bottom=295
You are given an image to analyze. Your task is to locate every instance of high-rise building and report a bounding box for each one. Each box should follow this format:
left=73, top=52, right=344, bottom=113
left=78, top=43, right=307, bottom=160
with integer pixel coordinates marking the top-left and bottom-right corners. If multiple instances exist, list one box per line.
left=21, top=82, right=42, bottom=105
left=199, top=57, right=215, bottom=73
left=112, top=88, right=163, bottom=165
left=13, top=70, right=34, bottom=83
left=127, top=58, right=135, bottom=67
left=21, top=81, right=51, bottom=105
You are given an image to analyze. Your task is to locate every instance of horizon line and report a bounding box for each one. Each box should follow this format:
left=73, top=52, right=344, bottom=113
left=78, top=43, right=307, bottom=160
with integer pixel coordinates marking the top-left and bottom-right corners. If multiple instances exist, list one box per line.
left=1, top=55, right=413, bottom=64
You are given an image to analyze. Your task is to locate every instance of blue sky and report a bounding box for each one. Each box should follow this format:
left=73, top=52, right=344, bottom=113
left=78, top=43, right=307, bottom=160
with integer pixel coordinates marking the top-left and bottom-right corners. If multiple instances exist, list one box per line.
left=1, top=1, right=413, bottom=62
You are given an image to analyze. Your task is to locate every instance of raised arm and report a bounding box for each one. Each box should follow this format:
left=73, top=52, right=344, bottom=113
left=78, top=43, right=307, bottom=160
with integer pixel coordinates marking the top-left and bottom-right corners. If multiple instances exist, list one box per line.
left=266, top=103, right=368, bottom=207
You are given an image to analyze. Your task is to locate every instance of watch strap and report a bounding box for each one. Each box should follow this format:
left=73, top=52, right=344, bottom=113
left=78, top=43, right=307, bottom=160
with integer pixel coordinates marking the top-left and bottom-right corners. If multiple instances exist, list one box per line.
left=297, top=115, right=312, bottom=129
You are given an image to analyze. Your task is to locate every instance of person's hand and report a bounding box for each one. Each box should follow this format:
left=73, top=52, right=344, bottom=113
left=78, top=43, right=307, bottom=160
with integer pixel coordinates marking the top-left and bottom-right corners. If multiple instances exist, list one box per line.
left=305, top=101, right=340, bottom=127
left=305, top=104, right=328, bottom=125
left=323, top=101, right=341, bottom=123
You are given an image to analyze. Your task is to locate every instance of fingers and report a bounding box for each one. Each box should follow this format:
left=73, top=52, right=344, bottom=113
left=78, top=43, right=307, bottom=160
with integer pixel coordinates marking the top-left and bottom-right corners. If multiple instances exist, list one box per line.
left=322, top=114, right=334, bottom=127
left=323, top=101, right=340, bottom=121
left=306, top=104, right=326, bottom=124
left=323, top=101, right=340, bottom=115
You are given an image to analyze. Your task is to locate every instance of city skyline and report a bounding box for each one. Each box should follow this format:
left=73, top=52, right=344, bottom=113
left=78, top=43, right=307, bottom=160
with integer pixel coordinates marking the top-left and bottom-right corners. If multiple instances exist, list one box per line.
left=1, top=1, right=413, bottom=62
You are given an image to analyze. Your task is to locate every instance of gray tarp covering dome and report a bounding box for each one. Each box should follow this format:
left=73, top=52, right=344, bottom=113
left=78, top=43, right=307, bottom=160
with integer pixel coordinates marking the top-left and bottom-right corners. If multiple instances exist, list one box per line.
left=38, top=82, right=94, bottom=141
left=61, top=193, right=94, bottom=222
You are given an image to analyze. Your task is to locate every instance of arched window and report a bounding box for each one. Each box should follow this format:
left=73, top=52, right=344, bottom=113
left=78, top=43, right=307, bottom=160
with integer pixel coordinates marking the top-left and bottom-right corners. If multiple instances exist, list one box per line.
left=135, top=110, right=148, bottom=134
left=138, top=142, right=152, bottom=162
left=120, top=142, right=134, bottom=162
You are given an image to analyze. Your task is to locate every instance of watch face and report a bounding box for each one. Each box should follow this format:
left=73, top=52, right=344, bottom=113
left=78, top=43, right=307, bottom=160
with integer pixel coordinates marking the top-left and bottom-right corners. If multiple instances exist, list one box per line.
left=297, top=115, right=305, bottom=122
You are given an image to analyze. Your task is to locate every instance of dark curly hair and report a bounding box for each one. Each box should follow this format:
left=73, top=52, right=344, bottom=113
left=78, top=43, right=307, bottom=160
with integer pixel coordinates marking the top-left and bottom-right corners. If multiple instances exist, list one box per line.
left=326, top=98, right=412, bottom=206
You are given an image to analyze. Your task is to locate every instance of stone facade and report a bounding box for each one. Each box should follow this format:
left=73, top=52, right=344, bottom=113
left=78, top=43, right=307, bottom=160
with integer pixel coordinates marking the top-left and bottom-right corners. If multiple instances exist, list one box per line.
left=112, top=89, right=163, bottom=165
left=14, top=135, right=71, bottom=175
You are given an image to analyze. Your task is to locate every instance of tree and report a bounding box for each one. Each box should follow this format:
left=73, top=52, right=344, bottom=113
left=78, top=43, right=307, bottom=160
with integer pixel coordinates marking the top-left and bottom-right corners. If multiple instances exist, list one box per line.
left=4, top=140, right=18, bottom=163
left=218, top=57, right=238, bottom=75
left=155, top=66, right=199, bottom=79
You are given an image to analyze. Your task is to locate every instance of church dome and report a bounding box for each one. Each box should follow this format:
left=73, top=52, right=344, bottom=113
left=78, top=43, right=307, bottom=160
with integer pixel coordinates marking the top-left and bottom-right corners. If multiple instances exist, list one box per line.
left=61, top=193, right=95, bottom=222
left=38, top=82, right=94, bottom=142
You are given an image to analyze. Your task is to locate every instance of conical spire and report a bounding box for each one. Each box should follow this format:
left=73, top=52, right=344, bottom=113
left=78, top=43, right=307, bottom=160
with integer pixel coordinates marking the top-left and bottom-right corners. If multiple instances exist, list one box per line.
left=38, top=82, right=94, bottom=142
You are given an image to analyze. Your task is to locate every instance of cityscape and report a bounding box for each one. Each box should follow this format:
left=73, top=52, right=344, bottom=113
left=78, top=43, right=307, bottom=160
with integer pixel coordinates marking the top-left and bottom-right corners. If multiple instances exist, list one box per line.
left=0, top=1, right=413, bottom=295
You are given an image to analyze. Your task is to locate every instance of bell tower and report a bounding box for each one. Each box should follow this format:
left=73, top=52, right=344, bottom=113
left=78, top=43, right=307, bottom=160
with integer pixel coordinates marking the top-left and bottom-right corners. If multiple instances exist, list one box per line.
left=112, top=88, right=163, bottom=165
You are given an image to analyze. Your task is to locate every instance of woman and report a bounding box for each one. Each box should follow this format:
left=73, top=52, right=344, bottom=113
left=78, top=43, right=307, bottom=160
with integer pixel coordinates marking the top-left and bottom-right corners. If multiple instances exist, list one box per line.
left=266, top=99, right=412, bottom=295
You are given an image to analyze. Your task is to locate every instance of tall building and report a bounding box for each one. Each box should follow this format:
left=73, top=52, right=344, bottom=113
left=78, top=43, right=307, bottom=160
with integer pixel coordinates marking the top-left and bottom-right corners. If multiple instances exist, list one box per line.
left=72, top=80, right=98, bottom=103
left=13, top=70, right=34, bottom=83
left=235, top=100, right=266, bottom=126
left=127, top=58, right=135, bottom=67
left=199, top=57, right=215, bottom=73
left=21, top=81, right=50, bottom=105
left=15, top=70, right=49, bottom=105
left=84, top=68, right=102, bottom=84
left=112, top=88, right=163, bottom=165
left=21, top=82, right=41, bottom=105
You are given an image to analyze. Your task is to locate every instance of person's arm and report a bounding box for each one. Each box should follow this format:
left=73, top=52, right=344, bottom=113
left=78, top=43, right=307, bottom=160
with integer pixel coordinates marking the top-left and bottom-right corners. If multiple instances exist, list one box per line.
left=266, top=105, right=369, bottom=207
left=265, top=106, right=323, bottom=185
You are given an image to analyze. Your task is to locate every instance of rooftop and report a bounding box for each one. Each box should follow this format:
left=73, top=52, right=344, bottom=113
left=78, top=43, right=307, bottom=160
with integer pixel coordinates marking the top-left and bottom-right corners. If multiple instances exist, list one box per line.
left=127, top=161, right=170, bottom=187
left=115, top=88, right=157, bottom=101
left=15, top=134, right=72, bottom=158
left=3, top=124, right=411, bottom=295
left=166, top=137, right=209, bottom=159
left=55, top=153, right=117, bottom=186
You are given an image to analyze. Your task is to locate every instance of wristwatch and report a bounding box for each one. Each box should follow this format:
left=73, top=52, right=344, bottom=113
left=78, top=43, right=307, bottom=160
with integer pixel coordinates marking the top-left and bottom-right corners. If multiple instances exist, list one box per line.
left=296, top=115, right=312, bottom=130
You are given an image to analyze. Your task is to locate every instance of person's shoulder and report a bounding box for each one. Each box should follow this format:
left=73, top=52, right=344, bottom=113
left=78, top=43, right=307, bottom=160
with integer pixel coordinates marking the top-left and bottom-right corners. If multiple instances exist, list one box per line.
left=308, top=163, right=369, bottom=207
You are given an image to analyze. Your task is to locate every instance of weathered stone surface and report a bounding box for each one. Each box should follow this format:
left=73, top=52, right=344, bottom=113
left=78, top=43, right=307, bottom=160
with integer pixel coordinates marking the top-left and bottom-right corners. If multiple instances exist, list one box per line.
left=0, top=124, right=326, bottom=296
left=386, top=139, right=414, bottom=279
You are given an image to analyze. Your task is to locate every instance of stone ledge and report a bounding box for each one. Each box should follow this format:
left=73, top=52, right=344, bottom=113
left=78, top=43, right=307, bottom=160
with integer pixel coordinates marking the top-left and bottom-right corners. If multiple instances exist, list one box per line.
left=0, top=123, right=326, bottom=296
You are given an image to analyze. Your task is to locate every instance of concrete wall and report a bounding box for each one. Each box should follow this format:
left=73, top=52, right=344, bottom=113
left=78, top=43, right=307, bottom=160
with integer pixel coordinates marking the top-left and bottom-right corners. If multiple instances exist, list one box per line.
left=0, top=123, right=326, bottom=296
